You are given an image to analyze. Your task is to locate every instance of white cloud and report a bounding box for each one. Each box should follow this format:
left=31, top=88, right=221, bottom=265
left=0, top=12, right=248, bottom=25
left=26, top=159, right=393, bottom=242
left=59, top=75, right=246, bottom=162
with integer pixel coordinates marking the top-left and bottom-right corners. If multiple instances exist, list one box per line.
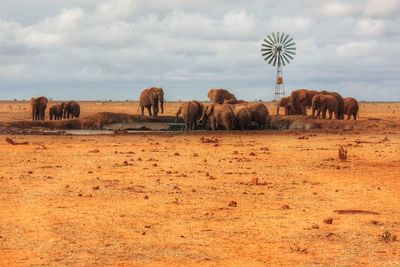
left=268, top=16, right=314, bottom=33
left=320, top=3, right=360, bottom=17
left=0, top=0, right=399, bottom=100
left=364, top=0, right=400, bottom=17
left=354, top=19, right=386, bottom=37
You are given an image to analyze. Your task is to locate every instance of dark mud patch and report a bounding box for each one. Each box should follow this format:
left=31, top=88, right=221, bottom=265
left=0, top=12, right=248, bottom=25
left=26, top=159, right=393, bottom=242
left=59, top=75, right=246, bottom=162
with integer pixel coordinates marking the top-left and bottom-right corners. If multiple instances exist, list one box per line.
left=0, top=112, right=398, bottom=134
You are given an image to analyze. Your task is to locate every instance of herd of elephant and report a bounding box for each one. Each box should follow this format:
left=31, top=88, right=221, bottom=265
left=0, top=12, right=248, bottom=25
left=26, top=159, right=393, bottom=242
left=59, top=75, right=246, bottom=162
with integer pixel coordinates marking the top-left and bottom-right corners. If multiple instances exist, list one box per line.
left=139, top=87, right=269, bottom=131
left=277, top=89, right=359, bottom=120
left=139, top=87, right=360, bottom=131
left=30, top=97, right=80, bottom=121
left=30, top=87, right=359, bottom=131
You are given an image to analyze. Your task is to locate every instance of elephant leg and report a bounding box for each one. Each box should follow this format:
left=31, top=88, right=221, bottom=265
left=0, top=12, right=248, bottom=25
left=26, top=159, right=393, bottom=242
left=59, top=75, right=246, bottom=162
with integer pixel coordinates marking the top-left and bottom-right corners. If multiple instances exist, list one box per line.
left=322, top=108, right=327, bottom=119
left=329, top=110, right=333, bottom=119
left=146, top=106, right=152, bottom=116
left=301, top=103, right=306, bottom=116
left=210, top=117, right=216, bottom=130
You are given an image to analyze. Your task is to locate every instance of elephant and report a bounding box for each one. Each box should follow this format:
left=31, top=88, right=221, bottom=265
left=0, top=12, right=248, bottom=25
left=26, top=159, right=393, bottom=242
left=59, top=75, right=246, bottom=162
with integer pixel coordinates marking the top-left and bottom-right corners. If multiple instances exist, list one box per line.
left=233, top=105, right=252, bottom=130
left=175, top=101, right=204, bottom=131
left=290, top=89, right=319, bottom=116
left=312, top=94, right=338, bottom=119
left=319, top=90, right=345, bottom=119
left=49, top=105, right=63, bottom=120
left=246, top=103, right=269, bottom=129
left=31, top=96, right=48, bottom=120
left=276, top=96, right=294, bottom=115
left=139, top=87, right=164, bottom=117
left=198, top=103, right=235, bottom=130
left=344, top=97, right=359, bottom=120
left=61, top=101, right=80, bottom=119
left=207, top=88, right=237, bottom=104
left=223, top=99, right=248, bottom=105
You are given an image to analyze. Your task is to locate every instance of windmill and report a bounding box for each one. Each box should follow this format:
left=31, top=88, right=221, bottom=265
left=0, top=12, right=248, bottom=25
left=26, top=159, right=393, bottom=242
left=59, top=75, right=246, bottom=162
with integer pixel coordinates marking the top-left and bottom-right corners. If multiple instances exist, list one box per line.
left=261, top=32, right=296, bottom=101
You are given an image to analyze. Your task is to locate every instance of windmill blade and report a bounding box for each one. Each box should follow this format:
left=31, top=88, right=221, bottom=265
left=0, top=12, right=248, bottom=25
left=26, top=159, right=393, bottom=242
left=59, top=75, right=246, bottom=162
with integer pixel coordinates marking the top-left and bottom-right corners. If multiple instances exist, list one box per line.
left=285, top=42, right=296, bottom=48
left=261, top=49, right=273, bottom=56
left=264, top=52, right=275, bottom=61
left=267, top=34, right=275, bottom=45
left=262, top=51, right=273, bottom=57
left=263, top=38, right=274, bottom=47
left=261, top=43, right=273, bottom=49
left=284, top=37, right=293, bottom=46
left=284, top=52, right=294, bottom=60
left=276, top=32, right=280, bottom=44
left=285, top=50, right=296, bottom=56
left=272, top=54, right=278, bottom=66
left=285, top=47, right=296, bottom=51
left=272, top=32, right=277, bottom=43
left=261, top=48, right=272, bottom=52
left=282, top=53, right=291, bottom=64
left=281, top=34, right=290, bottom=45
left=279, top=32, right=285, bottom=43
left=268, top=54, right=276, bottom=64
left=277, top=55, right=282, bottom=67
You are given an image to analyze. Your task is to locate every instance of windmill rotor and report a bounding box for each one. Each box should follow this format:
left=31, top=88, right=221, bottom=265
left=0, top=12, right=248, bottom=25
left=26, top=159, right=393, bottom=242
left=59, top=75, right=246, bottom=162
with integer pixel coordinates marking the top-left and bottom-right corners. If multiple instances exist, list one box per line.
left=260, top=32, right=296, bottom=101
left=261, top=32, right=296, bottom=67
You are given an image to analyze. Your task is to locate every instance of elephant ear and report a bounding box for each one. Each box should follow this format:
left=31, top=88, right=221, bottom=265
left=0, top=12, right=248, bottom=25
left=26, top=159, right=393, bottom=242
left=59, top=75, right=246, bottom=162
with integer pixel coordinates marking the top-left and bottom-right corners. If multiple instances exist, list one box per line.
left=206, top=104, right=214, bottom=116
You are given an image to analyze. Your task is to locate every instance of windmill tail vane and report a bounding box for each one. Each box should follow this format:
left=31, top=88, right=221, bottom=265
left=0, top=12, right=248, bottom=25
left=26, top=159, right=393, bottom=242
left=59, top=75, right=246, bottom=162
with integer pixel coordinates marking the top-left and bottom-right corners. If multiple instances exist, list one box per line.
left=261, top=32, right=296, bottom=101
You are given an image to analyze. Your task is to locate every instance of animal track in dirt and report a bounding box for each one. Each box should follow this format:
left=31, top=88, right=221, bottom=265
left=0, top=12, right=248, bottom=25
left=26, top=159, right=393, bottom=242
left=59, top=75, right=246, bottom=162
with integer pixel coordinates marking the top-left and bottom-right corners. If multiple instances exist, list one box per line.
left=88, top=149, right=100, bottom=153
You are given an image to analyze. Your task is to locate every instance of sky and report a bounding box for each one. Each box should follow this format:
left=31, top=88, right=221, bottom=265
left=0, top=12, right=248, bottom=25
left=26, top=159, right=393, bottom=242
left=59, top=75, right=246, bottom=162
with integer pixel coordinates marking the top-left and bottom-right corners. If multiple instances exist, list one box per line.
left=0, top=0, right=399, bottom=101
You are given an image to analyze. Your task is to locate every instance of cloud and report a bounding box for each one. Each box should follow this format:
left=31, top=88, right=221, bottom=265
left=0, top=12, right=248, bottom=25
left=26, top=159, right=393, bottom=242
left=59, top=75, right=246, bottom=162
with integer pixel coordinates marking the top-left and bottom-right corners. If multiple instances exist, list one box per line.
left=268, top=16, right=314, bottom=33
left=0, top=0, right=399, bottom=100
left=320, top=3, right=360, bottom=17
left=354, top=19, right=386, bottom=37
left=364, top=0, right=400, bottom=17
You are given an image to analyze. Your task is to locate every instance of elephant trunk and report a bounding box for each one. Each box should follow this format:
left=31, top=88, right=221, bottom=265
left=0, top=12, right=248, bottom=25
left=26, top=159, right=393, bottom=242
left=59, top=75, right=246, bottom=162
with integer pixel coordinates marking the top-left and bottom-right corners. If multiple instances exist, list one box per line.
left=159, top=94, right=164, bottom=114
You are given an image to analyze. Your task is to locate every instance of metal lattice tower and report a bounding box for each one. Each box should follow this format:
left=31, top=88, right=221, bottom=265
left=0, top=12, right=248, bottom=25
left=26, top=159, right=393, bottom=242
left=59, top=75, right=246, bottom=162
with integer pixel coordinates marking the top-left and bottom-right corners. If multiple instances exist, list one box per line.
left=261, top=32, right=296, bottom=101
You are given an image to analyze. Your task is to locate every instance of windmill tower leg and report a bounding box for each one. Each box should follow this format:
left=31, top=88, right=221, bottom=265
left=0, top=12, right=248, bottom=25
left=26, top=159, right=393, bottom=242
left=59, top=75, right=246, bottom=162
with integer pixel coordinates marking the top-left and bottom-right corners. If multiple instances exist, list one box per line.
left=274, top=64, right=285, bottom=101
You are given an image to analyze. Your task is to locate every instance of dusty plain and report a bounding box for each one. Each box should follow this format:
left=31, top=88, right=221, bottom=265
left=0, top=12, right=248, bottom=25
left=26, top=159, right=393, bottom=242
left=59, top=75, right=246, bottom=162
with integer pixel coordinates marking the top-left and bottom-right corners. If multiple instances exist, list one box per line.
left=0, top=101, right=400, bottom=266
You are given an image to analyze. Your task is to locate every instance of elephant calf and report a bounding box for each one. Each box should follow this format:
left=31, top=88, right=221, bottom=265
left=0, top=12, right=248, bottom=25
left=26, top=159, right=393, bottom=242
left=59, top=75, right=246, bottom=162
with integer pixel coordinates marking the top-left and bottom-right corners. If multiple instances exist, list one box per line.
left=312, top=94, right=338, bottom=119
left=175, top=101, right=204, bottom=131
left=61, top=101, right=80, bottom=119
left=49, top=105, right=63, bottom=120
left=276, top=96, right=294, bottom=116
left=344, top=97, right=359, bottom=120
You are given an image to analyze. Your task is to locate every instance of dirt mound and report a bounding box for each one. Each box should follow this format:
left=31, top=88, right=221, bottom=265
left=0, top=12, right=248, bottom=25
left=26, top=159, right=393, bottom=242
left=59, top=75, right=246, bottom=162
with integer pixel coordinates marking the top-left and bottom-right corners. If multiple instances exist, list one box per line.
left=81, top=112, right=181, bottom=129
left=270, top=115, right=400, bottom=131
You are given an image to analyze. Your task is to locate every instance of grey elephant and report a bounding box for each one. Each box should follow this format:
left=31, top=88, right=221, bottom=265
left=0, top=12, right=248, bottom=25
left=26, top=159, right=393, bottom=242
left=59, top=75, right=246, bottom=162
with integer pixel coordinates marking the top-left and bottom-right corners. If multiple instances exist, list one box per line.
left=233, top=105, right=252, bottom=130
left=31, top=96, right=48, bottom=121
left=61, top=101, right=80, bottom=119
left=175, top=101, right=204, bottom=131
left=139, top=87, right=164, bottom=117
left=312, top=94, right=339, bottom=119
left=199, top=103, right=235, bottom=130
left=49, top=104, right=63, bottom=120
left=246, top=103, right=269, bottom=129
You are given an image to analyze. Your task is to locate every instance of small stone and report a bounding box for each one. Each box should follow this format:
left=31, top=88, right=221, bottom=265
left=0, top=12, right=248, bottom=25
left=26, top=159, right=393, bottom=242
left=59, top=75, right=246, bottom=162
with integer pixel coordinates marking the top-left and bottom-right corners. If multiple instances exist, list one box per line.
left=323, top=218, right=333, bottom=224
left=144, top=195, right=149, bottom=199
left=280, top=204, right=290, bottom=210
left=92, top=186, right=100, bottom=190
left=251, top=178, right=259, bottom=185
left=228, top=201, right=237, bottom=207
left=311, top=223, right=320, bottom=229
